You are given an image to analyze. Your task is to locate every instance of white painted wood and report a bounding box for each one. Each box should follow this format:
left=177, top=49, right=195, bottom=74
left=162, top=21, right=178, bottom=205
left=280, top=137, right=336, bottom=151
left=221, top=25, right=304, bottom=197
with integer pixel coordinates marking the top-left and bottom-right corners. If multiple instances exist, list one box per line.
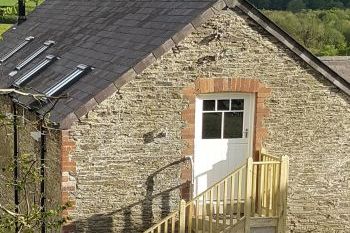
left=194, top=93, right=255, bottom=196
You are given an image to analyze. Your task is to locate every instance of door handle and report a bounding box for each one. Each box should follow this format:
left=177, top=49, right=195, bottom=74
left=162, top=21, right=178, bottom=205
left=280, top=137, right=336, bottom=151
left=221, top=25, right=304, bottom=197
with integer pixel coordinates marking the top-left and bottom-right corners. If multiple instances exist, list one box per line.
left=243, top=128, right=248, bottom=138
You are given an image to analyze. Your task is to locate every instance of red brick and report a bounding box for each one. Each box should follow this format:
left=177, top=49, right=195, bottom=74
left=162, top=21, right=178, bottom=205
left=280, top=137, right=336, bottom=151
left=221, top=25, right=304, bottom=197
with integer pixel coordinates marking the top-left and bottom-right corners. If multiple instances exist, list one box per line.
left=198, top=79, right=205, bottom=92
left=62, top=141, right=76, bottom=147
left=181, top=127, right=195, bottom=139
left=255, top=119, right=264, bottom=129
left=256, top=127, right=268, bottom=136
left=62, top=192, right=69, bottom=202
left=222, top=78, right=229, bottom=92
left=251, top=80, right=259, bottom=92
left=236, top=78, right=242, bottom=91
left=256, top=102, right=265, bottom=111
left=256, top=107, right=270, bottom=115
left=182, top=87, right=194, bottom=97
left=182, top=146, right=194, bottom=156
left=240, top=79, right=250, bottom=92
left=208, top=79, right=215, bottom=92
left=257, top=97, right=266, bottom=103
left=61, top=130, right=70, bottom=137
left=231, top=79, right=238, bottom=91
left=184, top=139, right=194, bottom=148
left=257, top=92, right=270, bottom=98
left=62, top=186, right=76, bottom=192
left=214, top=79, right=223, bottom=92
left=258, top=86, right=271, bottom=94
left=62, top=161, right=76, bottom=167
left=182, top=111, right=195, bottom=124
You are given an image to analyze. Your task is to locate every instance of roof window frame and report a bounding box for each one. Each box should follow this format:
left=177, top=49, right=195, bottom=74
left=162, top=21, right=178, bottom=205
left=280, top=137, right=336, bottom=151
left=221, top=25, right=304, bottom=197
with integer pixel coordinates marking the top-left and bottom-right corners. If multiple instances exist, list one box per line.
left=12, top=55, right=59, bottom=88
left=0, top=36, right=35, bottom=64
left=15, top=40, right=55, bottom=71
left=44, top=64, right=92, bottom=98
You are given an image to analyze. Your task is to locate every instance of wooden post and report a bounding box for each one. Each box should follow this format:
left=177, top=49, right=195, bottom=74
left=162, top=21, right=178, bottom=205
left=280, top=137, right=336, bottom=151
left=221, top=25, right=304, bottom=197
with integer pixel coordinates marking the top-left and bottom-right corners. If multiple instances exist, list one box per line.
left=179, top=199, right=186, bottom=233
left=277, top=156, right=289, bottom=233
left=245, top=157, right=253, bottom=233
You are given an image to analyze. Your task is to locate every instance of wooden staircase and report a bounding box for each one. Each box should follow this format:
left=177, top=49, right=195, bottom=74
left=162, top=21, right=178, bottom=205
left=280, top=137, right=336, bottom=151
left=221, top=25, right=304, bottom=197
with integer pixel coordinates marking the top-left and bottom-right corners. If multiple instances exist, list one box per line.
left=144, top=150, right=289, bottom=233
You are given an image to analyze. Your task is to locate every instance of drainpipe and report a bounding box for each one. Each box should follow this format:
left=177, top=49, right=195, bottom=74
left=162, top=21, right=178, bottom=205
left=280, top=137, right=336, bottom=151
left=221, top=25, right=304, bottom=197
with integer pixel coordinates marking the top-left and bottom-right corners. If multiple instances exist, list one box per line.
left=12, top=102, right=19, bottom=233
left=18, top=0, right=26, bottom=25
left=39, top=120, right=46, bottom=233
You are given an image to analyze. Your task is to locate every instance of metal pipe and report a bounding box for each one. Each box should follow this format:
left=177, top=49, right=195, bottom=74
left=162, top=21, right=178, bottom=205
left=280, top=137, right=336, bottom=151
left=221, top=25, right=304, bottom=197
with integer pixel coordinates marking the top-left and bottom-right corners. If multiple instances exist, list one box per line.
left=12, top=102, right=19, bottom=233
left=18, top=0, right=26, bottom=24
left=39, top=120, right=46, bottom=233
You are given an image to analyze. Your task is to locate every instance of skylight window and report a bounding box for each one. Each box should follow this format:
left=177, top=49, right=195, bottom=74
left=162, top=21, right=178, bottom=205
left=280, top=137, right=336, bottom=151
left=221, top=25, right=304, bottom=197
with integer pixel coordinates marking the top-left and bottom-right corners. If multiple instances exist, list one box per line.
left=15, top=40, right=55, bottom=70
left=13, top=55, right=58, bottom=88
left=44, top=64, right=91, bottom=97
left=0, top=36, right=34, bottom=63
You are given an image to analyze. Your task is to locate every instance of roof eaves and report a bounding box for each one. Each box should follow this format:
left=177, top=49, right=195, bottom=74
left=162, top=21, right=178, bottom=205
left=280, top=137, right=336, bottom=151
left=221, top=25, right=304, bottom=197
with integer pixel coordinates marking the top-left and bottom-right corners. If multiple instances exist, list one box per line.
left=59, top=112, right=79, bottom=130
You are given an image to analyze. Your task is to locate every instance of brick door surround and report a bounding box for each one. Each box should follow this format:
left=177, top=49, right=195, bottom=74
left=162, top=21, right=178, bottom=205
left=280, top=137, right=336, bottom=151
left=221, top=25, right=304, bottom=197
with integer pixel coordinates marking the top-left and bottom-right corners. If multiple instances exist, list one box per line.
left=180, top=78, right=271, bottom=199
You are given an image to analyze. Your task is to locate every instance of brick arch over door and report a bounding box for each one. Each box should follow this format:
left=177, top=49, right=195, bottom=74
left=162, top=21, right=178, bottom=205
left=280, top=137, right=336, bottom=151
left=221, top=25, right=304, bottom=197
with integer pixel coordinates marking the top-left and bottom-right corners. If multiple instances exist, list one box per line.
left=180, top=78, right=271, bottom=199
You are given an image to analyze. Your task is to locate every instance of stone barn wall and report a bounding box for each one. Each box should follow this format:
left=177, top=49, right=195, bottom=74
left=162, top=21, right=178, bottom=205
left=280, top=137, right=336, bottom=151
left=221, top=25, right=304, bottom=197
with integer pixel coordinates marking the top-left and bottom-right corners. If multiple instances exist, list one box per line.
left=66, top=7, right=350, bottom=233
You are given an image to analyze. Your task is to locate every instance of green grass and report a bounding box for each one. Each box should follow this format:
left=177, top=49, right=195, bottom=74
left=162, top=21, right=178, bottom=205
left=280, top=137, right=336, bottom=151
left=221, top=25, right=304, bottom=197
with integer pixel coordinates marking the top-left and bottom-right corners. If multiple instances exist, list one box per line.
left=0, top=0, right=44, bottom=24
left=0, top=24, right=12, bottom=37
left=26, top=0, right=45, bottom=14
left=0, top=1, right=43, bottom=36
left=0, top=0, right=16, bottom=7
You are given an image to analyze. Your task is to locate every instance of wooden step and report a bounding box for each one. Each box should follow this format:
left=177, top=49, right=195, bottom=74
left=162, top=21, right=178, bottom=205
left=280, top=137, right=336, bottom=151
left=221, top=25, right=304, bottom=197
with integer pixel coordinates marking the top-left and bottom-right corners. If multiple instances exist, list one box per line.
left=190, top=215, right=242, bottom=233
left=188, top=217, right=277, bottom=233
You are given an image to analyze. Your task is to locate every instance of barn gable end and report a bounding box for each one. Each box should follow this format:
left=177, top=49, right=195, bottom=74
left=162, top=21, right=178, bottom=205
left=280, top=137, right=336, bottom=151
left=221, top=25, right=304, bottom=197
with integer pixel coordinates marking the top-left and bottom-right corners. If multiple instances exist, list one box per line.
left=60, top=6, right=350, bottom=233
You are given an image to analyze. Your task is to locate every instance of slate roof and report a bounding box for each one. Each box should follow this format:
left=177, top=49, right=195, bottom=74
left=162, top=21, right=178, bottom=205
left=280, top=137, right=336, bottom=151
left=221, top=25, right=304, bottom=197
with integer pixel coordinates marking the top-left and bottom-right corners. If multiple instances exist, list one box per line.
left=0, top=0, right=349, bottom=129
left=320, top=57, right=350, bottom=84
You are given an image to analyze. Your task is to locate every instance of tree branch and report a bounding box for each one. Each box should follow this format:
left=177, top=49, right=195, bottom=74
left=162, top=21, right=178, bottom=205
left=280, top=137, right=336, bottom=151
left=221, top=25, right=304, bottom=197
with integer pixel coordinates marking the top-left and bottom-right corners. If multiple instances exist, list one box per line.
left=0, top=88, right=67, bottom=100
left=0, top=203, right=20, bottom=217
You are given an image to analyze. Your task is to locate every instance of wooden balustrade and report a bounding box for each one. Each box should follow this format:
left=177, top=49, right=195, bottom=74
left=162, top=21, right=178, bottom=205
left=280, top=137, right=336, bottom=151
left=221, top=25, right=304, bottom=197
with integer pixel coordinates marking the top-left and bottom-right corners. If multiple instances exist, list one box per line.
left=253, top=151, right=281, bottom=217
left=184, top=164, right=247, bottom=233
left=143, top=150, right=289, bottom=233
left=144, top=211, right=179, bottom=233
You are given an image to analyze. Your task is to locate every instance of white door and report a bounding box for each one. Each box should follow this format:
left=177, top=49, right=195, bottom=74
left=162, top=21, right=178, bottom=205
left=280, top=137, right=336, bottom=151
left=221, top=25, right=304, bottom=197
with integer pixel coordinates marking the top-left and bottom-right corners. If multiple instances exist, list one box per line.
left=193, top=93, right=254, bottom=196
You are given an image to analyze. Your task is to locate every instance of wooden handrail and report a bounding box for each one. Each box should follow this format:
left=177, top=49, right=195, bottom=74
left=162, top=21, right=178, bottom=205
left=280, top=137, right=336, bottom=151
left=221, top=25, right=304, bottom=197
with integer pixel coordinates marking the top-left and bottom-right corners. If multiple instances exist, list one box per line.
left=188, top=163, right=247, bottom=203
left=143, top=150, right=289, bottom=233
left=143, top=210, right=179, bottom=233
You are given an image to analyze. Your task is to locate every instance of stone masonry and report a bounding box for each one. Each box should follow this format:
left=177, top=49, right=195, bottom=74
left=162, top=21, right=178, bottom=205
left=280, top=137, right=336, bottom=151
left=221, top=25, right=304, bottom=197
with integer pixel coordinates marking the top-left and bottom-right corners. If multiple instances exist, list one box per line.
left=62, top=6, right=350, bottom=233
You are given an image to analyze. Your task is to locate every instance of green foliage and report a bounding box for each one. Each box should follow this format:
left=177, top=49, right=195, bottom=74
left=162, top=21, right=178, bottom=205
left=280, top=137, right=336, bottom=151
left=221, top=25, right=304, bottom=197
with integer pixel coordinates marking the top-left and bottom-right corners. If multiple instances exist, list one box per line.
left=0, top=0, right=44, bottom=24
left=0, top=24, right=12, bottom=39
left=0, top=151, right=67, bottom=232
left=250, top=0, right=350, bottom=10
left=0, top=114, right=67, bottom=232
left=264, top=9, right=350, bottom=55
left=287, top=0, right=306, bottom=12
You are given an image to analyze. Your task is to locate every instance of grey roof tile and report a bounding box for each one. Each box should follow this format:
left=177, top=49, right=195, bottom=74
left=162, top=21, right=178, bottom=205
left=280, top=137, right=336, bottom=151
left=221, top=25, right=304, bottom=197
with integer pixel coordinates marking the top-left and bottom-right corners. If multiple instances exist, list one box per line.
left=74, top=97, right=98, bottom=118
left=133, top=53, right=156, bottom=74
left=94, top=83, right=117, bottom=104
left=153, top=39, right=176, bottom=58
left=320, top=57, right=350, bottom=83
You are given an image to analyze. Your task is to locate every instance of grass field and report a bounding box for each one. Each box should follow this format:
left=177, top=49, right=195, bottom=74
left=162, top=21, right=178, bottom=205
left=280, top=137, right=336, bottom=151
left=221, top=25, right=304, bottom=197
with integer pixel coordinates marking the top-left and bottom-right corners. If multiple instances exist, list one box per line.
left=0, top=0, right=44, bottom=24
left=0, top=0, right=44, bottom=31
left=0, top=24, right=12, bottom=37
